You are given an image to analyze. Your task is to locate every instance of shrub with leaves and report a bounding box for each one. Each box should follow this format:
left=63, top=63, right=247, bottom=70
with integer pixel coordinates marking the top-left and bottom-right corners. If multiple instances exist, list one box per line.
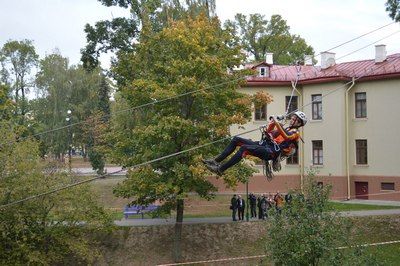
left=266, top=175, right=381, bottom=265
left=0, top=121, right=112, bottom=265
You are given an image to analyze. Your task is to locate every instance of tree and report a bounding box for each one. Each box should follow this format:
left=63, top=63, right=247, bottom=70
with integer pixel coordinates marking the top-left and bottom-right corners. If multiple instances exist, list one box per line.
left=386, top=0, right=400, bottom=21
left=33, top=52, right=104, bottom=159
left=109, top=14, right=266, bottom=261
left=0, top=39, right=38, bottom=118
left=81, top=0, right=216, bottom=71
left=87, top=75, right=111, bottom=174
left=0, top=83, right=14, bottom=120
left=0, top=111, right=111, bottom=265
left=225, top=14, right=315, bottom=64
left=266, top=174, right=380, bottom=265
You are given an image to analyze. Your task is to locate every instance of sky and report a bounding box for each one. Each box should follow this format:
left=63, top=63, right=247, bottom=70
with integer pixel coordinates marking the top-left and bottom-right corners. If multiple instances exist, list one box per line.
left=1, top=0, right=399, bottom=69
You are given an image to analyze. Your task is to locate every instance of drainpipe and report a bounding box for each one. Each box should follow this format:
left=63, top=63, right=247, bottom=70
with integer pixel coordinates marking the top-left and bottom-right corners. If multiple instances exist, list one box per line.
left=291, top=81, right=304, bottom=191
left=345, top=77, right=356, bottom=200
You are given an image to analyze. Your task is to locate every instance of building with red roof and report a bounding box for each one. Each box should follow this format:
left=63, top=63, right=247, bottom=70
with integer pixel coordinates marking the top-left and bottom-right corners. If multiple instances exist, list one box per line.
left=210, top=45, right=400, bottom=201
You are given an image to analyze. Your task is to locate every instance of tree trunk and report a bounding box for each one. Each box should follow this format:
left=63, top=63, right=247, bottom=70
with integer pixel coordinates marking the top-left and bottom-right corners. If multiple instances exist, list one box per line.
left=173, top=199, right=184, bottom=262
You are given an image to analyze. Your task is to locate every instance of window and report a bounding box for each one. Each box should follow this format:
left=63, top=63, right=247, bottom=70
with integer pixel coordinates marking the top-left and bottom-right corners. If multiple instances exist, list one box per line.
left=255, top=104, right=267, bottom=120
left=355, top=92, right=367, bottom=118
left=285, top=96, right=298, bottom=114
left=286, top=149, right=299, bottom=165
left=259, top=67, right=268, bottom=77
left=311, top=94, right=322, bottom=120
left=355, top=139, right=368, bottom=165
left=312, top=140, right=323, bottom=165
left=381, top=182, right=395, bottom=191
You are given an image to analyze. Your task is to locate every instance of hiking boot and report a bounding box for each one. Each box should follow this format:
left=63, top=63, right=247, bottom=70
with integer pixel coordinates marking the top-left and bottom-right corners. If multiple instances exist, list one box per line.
left=202, top=158, right=219, bottom=167
left=205, top=163, right=223, bottom=176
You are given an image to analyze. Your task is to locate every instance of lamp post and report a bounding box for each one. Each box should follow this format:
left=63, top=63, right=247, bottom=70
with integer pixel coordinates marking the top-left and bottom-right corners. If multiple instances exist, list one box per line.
left=66, top=109, right=72, bottom=172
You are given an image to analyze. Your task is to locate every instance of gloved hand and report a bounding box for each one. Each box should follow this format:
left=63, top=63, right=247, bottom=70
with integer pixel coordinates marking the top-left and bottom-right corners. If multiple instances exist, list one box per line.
left=276, top=115, right=285, bottom=121
left=269, top=115, right=285, bottom=121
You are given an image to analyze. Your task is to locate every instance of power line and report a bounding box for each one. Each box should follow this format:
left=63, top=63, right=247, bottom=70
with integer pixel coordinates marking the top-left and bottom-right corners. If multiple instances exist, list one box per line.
left=1, top=22, right=398, bottom=208
left=1, top=55, right=393, bottom=209
left=264, top=21, right=397, bottom=73
left=4, top=21, right=394, bottom=147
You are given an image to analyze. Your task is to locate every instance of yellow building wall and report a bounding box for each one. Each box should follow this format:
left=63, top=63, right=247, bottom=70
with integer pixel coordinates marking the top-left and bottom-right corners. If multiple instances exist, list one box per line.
left=349, top=79, right=400, bottom=176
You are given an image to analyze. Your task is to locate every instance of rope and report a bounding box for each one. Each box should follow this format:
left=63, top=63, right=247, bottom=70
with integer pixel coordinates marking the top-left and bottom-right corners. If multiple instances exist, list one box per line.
left=3, top=21, right=394, bottom=147
left=0, top=127, right=262, bottom=209
left=157, top=254, right=266, bottom=266
left=2, top=56, right=393, bottom=210
left=156, top=239, right=400, bottom=265
left=1, top=23, right=398, bottom=209
left=260, top=22, right=396, bottom=72
left=285, top=64, right=301, bottom=116
left=1, top=74, right=250, bottom=148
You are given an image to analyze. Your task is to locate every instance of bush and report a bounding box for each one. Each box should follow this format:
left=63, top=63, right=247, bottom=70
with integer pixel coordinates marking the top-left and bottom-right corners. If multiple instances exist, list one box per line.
left=266, top=174, right=381, bottom=265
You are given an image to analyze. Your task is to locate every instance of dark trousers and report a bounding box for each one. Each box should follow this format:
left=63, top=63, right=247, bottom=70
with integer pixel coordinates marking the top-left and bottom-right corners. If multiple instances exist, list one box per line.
left=232, top=208, right=237, bottom=221
left=215, top=137, right=275, bottom=172
left=238, top=207, right=245, bottom=220
left=250, top=205, right=257, bottom=218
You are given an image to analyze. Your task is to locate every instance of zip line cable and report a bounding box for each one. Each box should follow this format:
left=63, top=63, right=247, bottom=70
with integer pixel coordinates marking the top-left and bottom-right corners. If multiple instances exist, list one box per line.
left=157, top=239, right=400, bottom=266
left=336, top=30, right=400, bottom=61
left=291, top=29, right=400, bottom=82
left=17, top=74, right=251, bottom=140
left=323, top=21, right=396, bottom=53
left=263, top=21, right=397, bottom=73
left=2, top=21, right=395, bottom=148
left=0, top=127, right=262, bottom=209
left=0, top=56, right=393, bottom=210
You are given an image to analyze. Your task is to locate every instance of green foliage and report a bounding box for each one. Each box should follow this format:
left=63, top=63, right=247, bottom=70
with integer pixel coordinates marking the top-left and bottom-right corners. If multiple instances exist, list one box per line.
left=33, top=51, right=106, bottom=158
left=81, top=0, right=216, bottom=71
left=266, top=176, right=380, bottom=265
left=0, top=121, right=112, bottom=265
left=224, top=13, right=315, bottom=64
left=110, top=14, right=254, bottom=216
left=0, top=39, right=38, bottom=117
left=386, top=0, right=400, bottom=21
left=0, top=83, right=14, bottom=120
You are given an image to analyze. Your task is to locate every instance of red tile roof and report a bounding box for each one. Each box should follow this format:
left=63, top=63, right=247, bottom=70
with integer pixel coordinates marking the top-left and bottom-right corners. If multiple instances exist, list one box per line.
left=245, top=53, right=400, bottom=87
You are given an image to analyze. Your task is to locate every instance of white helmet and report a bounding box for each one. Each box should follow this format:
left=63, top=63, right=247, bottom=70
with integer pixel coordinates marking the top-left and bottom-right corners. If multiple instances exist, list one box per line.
left=294, top=111, right=308, bottom=126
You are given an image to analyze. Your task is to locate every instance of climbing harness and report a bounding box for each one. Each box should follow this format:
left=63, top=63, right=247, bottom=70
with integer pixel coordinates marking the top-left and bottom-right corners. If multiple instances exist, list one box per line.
left=259, top=124, right=283, bottom=181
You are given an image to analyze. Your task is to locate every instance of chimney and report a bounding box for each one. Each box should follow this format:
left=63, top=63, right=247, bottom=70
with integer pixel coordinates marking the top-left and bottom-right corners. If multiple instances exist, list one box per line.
left=265, top=52, right=273, bottom=65
left=375, top=44, right=387, bottom=63
left=320, top=51, right=335, bottom=69
left=304, top=55, right=313, bottom=66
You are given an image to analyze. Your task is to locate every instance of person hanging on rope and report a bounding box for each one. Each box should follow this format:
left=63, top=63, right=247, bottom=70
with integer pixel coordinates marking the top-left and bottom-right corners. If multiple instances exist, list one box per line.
left=203, top=111, right=308, bottom=176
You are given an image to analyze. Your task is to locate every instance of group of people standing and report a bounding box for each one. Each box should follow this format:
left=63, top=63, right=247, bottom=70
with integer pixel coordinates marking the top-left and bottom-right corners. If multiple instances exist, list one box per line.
left=230, top=192, right=292, bottom=221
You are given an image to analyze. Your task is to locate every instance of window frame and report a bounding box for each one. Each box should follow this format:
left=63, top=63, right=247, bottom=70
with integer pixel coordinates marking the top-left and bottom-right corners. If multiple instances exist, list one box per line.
left=254, top=104, right=267, bottom=121
left=259, top=67, right=269, bottom=77
left=285, top=95, right=298, bottom=114
left=311, top=94, right=322, bottom=120
left=312, top=140, right=323, bottom=165
left=355, top=139, right=368, bottom=165
left=355, top=92, right=367, bottom=118
left=286, top=148, right=299, bottom=165
left=381, top=182, right=395, bottom=191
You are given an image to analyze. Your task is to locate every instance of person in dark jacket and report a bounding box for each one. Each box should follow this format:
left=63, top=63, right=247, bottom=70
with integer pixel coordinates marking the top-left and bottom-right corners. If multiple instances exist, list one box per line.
left=257, top=195, right=262, bottom=219
left=230, top=194, right=238, bottom=221
left=249, top=193, right=257, bottom=218
left=237, top=195, right=245, bottom=221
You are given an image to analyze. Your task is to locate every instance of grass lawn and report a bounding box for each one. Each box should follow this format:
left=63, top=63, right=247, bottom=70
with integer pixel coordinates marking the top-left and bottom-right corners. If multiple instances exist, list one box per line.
left=100, top=188, right=400, bottom=220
